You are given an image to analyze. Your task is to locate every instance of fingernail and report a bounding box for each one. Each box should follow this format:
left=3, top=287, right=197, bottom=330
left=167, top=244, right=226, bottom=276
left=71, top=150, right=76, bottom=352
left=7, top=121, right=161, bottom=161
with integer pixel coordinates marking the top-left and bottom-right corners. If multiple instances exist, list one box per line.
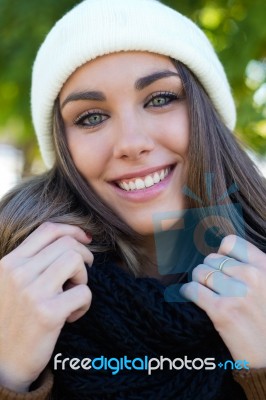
left=85, top=232, right=92, bottom=241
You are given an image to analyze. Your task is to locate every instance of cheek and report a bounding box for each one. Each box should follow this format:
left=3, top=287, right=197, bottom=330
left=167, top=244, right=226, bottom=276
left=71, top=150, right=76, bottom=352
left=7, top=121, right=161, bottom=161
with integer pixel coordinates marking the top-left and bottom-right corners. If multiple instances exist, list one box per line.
left=159, top=110, right=190, bottom=156
left=66, top=131, right=111, bottom=180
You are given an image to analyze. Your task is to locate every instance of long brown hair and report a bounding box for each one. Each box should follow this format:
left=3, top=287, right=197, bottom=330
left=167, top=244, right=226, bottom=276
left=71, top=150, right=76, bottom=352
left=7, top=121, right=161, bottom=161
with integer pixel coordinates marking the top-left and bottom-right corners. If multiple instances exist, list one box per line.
left=174, top=61, right=266, bottom=251
left=0, top=60, right=265, bottom=275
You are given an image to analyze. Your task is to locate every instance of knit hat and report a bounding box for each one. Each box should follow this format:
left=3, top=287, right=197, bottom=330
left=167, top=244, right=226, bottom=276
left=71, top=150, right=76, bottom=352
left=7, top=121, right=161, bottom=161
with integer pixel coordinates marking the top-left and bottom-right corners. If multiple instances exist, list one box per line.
left=31, top=0, right=236, bottom=168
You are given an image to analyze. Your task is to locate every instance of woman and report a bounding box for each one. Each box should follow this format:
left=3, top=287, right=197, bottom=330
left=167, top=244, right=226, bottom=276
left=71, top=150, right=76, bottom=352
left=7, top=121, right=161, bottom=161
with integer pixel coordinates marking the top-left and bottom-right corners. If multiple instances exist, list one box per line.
left=0, top=0, right=265, bottom=399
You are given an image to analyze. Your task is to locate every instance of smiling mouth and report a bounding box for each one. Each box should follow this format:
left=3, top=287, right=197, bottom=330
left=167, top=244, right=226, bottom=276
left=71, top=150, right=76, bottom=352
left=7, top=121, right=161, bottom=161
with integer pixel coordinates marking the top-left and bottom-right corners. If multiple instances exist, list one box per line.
left=115, top=166, right=174, bottom=192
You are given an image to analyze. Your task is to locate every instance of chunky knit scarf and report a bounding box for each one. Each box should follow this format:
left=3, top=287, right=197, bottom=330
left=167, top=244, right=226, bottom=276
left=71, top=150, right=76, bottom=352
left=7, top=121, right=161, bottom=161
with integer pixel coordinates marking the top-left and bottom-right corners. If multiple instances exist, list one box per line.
left=51, top=255, right=246, bottom=400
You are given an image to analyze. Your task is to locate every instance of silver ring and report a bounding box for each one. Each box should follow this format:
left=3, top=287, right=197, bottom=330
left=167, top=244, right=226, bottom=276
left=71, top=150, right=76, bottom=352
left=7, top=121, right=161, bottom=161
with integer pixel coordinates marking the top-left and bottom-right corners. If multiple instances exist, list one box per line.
left=204, top=269, right=222, bottom=286
left=218, top=257, right=233, bottom=272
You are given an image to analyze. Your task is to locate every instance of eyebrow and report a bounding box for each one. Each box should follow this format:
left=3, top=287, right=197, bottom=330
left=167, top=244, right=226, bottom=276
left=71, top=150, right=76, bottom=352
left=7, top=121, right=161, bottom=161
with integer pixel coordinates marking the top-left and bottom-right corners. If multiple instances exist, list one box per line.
left=61, top=91, right=106, bottom=109
left=61, top=70, right=180, bottom=109
left=135, top=70, right=180, bottom=90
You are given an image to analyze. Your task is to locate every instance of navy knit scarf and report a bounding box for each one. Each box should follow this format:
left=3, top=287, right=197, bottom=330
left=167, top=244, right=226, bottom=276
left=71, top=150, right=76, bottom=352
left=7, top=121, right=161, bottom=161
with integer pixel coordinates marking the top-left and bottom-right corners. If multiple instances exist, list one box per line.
left=51, top=256, right=246, bottom=400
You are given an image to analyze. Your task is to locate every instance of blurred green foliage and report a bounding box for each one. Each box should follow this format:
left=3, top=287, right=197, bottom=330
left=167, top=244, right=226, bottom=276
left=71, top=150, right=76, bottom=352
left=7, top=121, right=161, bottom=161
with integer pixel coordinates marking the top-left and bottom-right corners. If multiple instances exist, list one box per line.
left=0, top=0, right=266, bottom=172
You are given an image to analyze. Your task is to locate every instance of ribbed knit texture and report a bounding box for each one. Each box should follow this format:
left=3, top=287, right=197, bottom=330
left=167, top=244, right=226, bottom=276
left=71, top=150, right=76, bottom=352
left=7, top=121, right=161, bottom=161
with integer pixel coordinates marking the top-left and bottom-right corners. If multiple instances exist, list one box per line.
left=0, top=370, right=53, bottom=400
left=51, top=256, right=246, bottom=400
left=233, top=369, right=266, bottom=400
left=31, top=0, right=236, bottom=168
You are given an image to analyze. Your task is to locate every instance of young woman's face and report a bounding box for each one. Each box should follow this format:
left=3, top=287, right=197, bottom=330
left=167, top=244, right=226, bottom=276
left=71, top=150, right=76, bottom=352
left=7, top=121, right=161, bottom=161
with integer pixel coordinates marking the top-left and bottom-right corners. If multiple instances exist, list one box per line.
left=60, top=52, right=189, bottom=235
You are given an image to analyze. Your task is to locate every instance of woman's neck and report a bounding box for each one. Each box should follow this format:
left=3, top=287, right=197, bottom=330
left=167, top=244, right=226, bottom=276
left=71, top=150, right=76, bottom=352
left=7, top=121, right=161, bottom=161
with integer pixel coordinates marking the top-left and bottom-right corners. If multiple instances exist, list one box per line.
left=136, top=234, right=181, bottom=285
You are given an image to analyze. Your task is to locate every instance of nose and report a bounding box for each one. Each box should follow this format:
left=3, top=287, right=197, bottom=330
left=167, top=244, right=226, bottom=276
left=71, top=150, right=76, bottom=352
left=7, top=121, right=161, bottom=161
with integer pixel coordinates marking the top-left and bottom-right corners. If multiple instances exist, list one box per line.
left=113, top=114, right=155, bottom=160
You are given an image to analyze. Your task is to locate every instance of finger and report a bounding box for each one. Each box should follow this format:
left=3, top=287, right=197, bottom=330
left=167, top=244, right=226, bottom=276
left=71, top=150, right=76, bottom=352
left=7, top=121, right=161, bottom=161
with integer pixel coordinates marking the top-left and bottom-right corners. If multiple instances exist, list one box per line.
left=204, top=254, right=246, bottom=276
left=179, top=281, right=219, bottom=307
left=34, top=235, right=94, bottom=271
left=16, top=222, right=91, bottom=258
left=179, top=282, right=237, bottom=327
left=34, top=250, right=89, bottom=294
left=9, top=236, right=93, bottom=287
left=53, top=284, right=92, bottom=323
left=192, top=264, right=247, bottom=297
left=218, top=235, right=265, bottom=268
left=203, top=254, right=261, bottom=286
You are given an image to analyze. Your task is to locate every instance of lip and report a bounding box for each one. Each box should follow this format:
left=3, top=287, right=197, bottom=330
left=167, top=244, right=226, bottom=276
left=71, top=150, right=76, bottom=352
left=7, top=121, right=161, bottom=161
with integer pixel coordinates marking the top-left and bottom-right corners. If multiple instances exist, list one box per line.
left=109, top=164, right=176, bottom=202
left=109, top=163, right=175, bottom=182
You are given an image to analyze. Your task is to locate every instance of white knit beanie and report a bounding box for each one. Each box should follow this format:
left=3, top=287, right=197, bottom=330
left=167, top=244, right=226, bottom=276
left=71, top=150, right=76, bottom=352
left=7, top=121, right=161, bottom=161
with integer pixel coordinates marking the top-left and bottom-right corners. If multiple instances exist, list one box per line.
left=31, top=0, right=236, bottom=168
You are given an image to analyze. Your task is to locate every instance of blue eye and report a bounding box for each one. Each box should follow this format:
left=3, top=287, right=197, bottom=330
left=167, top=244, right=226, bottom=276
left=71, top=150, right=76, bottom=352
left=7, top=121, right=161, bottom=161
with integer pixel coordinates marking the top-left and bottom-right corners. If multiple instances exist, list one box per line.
left=145, top=92, right=181, bottom=108
left=74, top=112, right=109, bottom=128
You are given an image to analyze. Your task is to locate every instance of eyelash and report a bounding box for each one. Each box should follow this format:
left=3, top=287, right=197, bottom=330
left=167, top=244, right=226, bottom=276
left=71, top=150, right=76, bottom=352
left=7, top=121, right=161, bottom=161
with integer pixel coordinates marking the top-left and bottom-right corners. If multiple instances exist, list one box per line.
left=73, top=91, right=183, bottom=128
left=144, top=91, right=183, bottom=108
left=73, top=110, right=108, bottom=128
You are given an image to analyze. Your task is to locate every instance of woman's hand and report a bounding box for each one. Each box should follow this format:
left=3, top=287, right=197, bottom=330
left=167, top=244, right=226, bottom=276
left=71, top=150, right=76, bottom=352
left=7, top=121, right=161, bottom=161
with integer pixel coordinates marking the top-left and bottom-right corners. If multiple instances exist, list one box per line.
left=0, top=222, right=93, bottom=392
left=180, top=235, right=266, bottom=368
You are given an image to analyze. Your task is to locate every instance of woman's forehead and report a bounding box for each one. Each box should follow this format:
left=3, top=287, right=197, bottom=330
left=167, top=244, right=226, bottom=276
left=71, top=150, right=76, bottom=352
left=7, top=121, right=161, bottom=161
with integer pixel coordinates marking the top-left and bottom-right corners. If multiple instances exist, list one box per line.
left=60, top=51, right=176, bottom=95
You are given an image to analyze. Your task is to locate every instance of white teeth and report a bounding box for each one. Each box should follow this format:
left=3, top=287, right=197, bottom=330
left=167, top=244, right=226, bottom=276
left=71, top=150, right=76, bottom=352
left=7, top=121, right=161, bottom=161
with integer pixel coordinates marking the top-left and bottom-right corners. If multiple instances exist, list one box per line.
left=144, top=175, right=154, bottom=188
left=153, top=172, right=160, bottom=183
left=135, top=178, right=145, bottom=189
left=129, top=181, right=136, bottom=190
left=123, top=182, right=130, bottom=191
left=117, top=167, right=171, bottom=191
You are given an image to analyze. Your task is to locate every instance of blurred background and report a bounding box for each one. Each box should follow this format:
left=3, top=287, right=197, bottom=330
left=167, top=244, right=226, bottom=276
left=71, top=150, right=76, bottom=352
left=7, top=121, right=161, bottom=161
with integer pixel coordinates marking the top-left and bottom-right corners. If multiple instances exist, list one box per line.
left=0, top=0, right=266, bottom=198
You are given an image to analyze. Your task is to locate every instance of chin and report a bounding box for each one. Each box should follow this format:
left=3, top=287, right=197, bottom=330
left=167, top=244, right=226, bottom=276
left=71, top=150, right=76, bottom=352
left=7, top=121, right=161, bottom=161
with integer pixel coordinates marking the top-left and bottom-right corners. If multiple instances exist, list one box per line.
left=124, top=218, right=155, bottom=236
left=135, top=227, right=156, bottom=236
